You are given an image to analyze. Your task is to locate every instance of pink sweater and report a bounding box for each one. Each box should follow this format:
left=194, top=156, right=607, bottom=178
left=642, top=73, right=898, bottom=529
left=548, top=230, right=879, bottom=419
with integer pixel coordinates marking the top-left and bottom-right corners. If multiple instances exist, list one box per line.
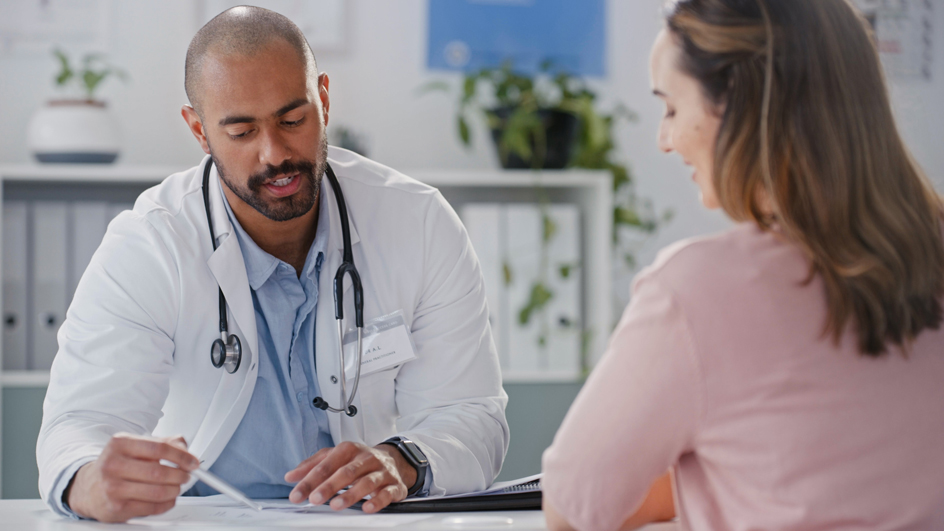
left=542, top=223, right=944, bottom=531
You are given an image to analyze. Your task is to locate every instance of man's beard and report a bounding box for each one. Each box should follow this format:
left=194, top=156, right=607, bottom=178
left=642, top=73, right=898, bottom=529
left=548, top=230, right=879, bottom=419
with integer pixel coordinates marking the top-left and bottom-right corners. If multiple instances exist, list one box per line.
left=211, top=136, right=328, bottom=222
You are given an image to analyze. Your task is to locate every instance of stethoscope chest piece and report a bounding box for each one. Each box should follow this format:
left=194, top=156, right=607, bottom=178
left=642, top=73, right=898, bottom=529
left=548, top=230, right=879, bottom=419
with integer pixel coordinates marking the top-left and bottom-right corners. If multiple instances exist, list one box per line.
left=211, top=333, right=242, bottom=374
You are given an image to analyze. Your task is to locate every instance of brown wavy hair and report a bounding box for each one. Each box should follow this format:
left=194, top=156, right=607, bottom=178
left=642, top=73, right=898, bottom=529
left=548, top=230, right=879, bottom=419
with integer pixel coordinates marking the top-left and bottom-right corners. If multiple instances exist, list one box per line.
left=664, top=0, right=944, bottom=355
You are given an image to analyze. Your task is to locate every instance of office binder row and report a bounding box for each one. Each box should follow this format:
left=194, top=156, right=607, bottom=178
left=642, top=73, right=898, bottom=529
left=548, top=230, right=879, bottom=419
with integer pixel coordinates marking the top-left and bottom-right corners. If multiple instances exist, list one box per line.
left=2, top=200, right=133, bottom=371
left=462, top=203, right=583, bottom=379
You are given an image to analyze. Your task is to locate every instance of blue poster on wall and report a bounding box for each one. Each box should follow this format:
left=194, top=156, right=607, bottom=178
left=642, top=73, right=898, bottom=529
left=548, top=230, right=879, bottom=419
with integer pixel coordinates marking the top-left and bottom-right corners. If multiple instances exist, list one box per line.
left=426, top=0, right=607, bottom=77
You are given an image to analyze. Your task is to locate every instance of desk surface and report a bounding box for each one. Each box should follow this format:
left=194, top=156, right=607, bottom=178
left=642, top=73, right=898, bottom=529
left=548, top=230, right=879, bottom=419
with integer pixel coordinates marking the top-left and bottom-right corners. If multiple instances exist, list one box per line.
left=0, top=499, right=681, bottom=530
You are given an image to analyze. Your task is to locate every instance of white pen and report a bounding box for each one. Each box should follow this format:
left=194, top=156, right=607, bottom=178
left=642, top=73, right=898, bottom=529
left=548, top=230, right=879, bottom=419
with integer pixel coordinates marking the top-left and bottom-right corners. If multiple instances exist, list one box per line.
left=189, top=467, right=263, bottom=511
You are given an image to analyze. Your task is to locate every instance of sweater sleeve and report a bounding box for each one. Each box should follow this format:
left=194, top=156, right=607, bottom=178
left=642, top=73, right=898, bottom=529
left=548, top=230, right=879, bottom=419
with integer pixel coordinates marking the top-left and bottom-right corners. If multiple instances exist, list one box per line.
left=541, top=272, right=704, bottom=531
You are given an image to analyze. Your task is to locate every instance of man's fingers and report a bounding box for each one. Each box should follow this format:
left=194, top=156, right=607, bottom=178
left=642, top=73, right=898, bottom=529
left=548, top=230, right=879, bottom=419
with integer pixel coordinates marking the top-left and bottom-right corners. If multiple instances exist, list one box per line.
left=362, top=484, right=406, bottom=513
left=111, top=435, right=199, bottom=471
left=106, top=455, right=191, bottom=486
left=104, top=478, right=181, bottom=504
left=284, top=448, right=332, bottom=482
left=311, top=455, right=379, bottom=506
left=329, top=471, right=387, bottom=510
left=288, top=444, right=361, bottom=503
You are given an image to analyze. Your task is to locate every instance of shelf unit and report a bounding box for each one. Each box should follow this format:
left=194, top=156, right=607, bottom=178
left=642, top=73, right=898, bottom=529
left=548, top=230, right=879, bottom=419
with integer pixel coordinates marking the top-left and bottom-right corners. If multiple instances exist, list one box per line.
left=0, top=164, right=612, bottom=496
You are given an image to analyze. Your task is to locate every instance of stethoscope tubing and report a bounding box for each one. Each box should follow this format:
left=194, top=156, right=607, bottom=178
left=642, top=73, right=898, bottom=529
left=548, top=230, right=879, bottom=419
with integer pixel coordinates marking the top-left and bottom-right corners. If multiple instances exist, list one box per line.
left=201, top=158, right=364, bottom=416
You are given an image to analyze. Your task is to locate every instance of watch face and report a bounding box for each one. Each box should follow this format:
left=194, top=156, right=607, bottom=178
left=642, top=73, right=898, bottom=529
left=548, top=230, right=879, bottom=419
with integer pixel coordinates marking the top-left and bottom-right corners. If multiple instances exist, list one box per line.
left=401, top=440, right=428, bottom=466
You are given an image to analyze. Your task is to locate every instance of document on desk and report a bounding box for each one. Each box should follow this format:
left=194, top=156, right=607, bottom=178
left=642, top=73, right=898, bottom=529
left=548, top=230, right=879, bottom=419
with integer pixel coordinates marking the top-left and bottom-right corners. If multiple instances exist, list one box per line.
left=126, top=496, right=431, bottom=527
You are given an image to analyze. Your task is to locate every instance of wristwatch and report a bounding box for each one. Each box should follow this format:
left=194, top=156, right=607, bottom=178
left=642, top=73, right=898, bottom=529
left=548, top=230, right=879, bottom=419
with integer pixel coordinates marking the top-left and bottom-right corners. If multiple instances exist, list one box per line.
left=381, top=436, right=429, bottom=497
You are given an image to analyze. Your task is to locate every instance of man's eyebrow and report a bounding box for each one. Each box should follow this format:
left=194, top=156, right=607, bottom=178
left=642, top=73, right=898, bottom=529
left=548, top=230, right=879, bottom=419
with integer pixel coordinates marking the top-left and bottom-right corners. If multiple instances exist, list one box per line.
left=274, top=99, right=310, bottom=117
left=217, top=99, right=312, bottom=126
left=219, top=114, right=256, bottom=126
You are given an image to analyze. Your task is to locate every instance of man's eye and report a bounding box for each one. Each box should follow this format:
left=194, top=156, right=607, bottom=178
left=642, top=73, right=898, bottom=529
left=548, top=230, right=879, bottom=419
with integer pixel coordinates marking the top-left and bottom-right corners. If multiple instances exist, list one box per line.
left=664, top=109, right=676, bottom=119
left=228, top=129, right=252, bottom=139
left=283, top=118, right=305, bottom=127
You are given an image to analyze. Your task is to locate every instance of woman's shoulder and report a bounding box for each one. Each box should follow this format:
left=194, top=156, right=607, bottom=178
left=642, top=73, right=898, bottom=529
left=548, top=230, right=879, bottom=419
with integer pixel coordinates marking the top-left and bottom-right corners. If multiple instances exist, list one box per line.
left=634, top=222, right=807, bottom=298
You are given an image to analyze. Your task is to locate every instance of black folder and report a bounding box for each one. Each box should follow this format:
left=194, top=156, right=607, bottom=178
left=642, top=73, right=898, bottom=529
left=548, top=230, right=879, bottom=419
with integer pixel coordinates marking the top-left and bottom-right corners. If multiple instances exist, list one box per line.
left=355, top=478, right=542, bottom=513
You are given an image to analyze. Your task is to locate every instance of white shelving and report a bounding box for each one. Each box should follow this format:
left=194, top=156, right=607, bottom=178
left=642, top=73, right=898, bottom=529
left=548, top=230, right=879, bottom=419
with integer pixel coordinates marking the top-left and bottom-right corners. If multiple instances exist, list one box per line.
left=0, top=165, right=612, bottom=496
left=0, top=165, right=613, bottom=388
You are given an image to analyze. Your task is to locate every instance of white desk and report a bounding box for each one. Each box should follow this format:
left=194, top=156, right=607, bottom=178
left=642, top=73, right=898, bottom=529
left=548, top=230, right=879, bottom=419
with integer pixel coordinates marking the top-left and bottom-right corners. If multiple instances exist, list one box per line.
left=0, top=499, right=681, bottom=530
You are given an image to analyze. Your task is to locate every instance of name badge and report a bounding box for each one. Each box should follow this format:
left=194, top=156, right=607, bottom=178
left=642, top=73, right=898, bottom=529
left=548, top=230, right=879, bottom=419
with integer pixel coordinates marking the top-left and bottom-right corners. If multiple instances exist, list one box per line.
left=342, top=310, right=417, bottom=377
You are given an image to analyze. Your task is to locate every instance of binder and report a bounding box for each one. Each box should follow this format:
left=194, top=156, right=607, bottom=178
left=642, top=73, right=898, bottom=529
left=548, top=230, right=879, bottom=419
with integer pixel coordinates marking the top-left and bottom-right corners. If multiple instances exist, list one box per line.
left=460, top=204, right=507, bottom=368
left=360, top=475, right=542, bottom=513
left=31, top=202, right=69, bottom=370
left=3, top=202, right=29, bottom=371
left=544, top=204, right=581, bottom=376
left=70, top=202, right=109, bottom=298
left=505, top=204, right=543, bottom=374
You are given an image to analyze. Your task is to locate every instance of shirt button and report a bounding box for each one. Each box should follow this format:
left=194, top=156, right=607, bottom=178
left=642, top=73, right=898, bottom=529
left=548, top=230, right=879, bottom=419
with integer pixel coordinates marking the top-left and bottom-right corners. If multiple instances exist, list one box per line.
left=296, top=391, right=305, bottom=402
left=330, top=376, right=338, bottom=384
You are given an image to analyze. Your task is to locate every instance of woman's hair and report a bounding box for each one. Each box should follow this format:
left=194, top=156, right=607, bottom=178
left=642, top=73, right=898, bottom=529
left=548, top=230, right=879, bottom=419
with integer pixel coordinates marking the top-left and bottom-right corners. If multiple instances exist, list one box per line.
left=664, top=0, right=944, bottom=356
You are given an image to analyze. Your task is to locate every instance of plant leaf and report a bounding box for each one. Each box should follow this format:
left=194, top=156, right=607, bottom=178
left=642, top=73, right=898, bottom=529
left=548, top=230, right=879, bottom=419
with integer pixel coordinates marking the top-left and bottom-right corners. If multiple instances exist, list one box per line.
left=458, top=115, right=471, bottom=146
left=53, top=49, right=73, bottom=86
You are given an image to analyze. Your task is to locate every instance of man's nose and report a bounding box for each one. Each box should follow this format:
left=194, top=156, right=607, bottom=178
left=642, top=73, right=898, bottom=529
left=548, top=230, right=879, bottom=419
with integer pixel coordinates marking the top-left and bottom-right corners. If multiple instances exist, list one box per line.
left=258, top=128, right=292, bottom=167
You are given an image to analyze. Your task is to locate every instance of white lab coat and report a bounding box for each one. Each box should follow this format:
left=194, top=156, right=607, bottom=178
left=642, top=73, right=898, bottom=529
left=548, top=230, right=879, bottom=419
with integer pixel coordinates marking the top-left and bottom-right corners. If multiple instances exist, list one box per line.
left=37, top=147, right=509, bottom=507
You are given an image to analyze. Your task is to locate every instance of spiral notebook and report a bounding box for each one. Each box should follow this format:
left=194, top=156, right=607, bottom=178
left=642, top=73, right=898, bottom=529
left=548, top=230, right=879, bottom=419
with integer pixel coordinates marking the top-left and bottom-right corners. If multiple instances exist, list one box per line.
left=357, top=474, right=542, bottom=513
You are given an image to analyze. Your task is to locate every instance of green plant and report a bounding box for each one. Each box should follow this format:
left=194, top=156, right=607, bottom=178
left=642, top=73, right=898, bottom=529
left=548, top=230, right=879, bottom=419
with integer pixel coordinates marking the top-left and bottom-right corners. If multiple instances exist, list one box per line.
left=422, top=62, right=672, bottom=359
left=53, top=49, right=127, bottom=101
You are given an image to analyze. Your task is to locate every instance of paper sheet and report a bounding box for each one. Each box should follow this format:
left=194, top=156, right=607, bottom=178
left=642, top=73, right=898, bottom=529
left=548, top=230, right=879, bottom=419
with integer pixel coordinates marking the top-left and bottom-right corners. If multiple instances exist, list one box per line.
left=127, top=496, right=431, bottom=527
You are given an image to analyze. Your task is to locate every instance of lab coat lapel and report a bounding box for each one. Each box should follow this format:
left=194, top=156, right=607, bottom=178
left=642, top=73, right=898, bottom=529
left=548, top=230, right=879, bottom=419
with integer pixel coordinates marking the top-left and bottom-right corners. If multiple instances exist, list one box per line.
left=204, top=165, right=259, bottom=360
left=187, top=161, right=261, bottom=470
left=316, top=170, right=365, bottom=443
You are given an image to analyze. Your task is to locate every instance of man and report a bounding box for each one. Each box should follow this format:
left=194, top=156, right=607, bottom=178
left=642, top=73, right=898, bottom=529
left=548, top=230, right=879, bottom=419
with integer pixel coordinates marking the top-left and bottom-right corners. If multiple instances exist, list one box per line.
left=37, top=6, right=509, bottom=523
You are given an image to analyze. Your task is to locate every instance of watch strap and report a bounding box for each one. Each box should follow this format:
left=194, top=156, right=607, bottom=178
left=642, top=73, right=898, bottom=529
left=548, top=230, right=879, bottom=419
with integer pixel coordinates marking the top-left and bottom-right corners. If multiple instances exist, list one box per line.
left=382, top=436, right=428, bottom=497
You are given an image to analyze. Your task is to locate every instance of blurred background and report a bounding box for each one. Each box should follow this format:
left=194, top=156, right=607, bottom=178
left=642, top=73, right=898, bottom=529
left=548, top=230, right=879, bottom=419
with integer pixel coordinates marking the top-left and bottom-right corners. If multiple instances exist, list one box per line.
left=0, top=0, right=940, bottom=499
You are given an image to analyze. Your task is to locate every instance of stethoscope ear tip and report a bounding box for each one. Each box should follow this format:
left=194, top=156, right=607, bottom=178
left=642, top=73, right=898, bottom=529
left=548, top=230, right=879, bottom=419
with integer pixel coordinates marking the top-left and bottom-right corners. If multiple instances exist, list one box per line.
left=345, top=406, right=357, bottom=417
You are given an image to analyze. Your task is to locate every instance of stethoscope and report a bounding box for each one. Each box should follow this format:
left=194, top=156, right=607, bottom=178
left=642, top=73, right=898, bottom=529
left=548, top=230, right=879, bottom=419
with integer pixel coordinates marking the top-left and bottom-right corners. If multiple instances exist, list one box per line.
left=201, top=159, right=364, bottom=417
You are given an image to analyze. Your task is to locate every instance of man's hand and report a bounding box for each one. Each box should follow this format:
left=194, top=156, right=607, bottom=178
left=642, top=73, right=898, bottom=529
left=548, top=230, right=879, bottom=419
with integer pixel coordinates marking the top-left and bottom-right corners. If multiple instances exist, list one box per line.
left=65, top=433, right=199, bottom=523
left=285, top=441, right=417, bottom=513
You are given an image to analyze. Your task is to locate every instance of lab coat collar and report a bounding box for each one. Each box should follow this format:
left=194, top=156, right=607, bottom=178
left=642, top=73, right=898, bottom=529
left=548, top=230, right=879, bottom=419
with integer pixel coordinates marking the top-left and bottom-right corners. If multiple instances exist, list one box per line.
left=324, top=161, right=361, bottom=253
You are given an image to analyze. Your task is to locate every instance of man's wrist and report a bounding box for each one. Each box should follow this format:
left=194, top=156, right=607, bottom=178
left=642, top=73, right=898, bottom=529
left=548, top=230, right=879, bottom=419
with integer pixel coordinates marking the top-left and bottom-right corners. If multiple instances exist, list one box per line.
left=379, top=436, right=428, bottom=497
left=375, top=443, right=418, bottom=493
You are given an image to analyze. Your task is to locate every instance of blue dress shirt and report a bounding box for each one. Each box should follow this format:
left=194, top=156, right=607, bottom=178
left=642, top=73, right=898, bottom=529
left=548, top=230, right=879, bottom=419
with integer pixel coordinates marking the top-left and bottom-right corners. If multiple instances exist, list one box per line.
left=187, top=182, right=334, bottom=497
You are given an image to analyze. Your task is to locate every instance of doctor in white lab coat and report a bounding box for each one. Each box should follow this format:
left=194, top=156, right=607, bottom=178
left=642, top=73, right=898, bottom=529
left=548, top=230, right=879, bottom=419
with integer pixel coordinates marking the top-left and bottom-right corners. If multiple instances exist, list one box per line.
left=37, top=7, right=508, bottom=523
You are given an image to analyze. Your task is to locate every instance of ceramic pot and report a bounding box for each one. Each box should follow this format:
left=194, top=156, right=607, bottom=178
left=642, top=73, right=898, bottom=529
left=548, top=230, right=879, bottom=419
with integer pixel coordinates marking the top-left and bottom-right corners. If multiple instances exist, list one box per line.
left=27, top=100, right=120, bottom=163
left=488, top=107, right=578, bottom=170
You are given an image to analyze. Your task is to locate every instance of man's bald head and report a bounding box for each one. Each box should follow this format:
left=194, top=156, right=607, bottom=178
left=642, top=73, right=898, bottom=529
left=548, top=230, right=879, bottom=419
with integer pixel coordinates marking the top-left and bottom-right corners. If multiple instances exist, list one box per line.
left=185, top=5, right=318, bottom=116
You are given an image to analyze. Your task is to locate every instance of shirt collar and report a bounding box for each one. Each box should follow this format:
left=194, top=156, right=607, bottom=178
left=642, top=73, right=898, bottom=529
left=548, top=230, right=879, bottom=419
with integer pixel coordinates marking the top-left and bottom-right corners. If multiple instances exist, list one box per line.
left=219, top=178, right=330, bottom=290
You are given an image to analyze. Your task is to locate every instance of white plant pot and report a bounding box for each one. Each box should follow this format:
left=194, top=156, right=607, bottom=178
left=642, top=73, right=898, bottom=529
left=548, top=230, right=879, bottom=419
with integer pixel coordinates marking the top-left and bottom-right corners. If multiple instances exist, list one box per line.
left=27, top=100, right=120, bottom=163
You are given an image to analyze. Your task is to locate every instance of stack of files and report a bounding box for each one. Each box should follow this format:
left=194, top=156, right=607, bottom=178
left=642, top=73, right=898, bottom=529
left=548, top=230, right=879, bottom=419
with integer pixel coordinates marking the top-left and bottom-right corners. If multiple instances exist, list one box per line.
left=363, top=474, right=542, bottom=513
left=2, top=200, right=132, bottom=371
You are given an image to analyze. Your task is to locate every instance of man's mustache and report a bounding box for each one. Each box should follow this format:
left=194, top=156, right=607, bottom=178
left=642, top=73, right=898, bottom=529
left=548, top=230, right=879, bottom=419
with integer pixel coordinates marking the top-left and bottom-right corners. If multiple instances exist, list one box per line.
left=246, top=160, right=316, bottom=190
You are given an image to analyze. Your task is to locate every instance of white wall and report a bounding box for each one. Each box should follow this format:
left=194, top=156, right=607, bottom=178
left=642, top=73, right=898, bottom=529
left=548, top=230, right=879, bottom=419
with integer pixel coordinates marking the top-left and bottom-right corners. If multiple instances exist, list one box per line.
left=1, top=0, right=942, bottom=290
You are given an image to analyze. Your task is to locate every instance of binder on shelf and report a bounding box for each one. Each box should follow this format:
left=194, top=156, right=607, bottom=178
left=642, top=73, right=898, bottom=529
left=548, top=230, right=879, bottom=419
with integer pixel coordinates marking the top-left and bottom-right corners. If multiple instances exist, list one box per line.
left=505, top=204, right=543, bottom=374
left=3, top=202, right=29, bottom=371
left=461, top=204, right=507, bottom=368
left=70, top=202, right=109, bottom=298
left=544, top=204, right=581, bottom=376
left=31, top=201, right=69, bottom=371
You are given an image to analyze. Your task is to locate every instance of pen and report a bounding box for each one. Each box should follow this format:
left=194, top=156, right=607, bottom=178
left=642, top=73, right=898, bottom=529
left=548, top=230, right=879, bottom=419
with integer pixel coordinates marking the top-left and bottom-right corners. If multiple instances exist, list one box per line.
left=189, top=467, right=263, bottom=511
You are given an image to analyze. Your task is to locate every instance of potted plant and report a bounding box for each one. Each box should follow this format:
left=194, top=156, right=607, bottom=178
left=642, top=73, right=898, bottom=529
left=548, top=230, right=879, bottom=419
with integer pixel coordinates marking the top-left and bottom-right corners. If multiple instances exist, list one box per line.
left=27, top=49, right=127, bottom=164
left=424, top=63, right=672, bottom=361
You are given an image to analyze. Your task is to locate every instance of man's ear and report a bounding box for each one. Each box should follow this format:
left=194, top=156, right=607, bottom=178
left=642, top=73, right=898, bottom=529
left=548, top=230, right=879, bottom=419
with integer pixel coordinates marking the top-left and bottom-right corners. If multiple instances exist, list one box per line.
left=317, top=72, right=330, bottom=127
left=181, top=105, right=211, bottom=154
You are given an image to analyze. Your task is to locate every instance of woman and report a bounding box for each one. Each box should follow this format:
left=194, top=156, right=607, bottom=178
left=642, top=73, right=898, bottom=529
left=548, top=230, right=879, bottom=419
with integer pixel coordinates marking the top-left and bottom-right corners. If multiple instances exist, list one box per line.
left=542, top=1, right=944, bottom=530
